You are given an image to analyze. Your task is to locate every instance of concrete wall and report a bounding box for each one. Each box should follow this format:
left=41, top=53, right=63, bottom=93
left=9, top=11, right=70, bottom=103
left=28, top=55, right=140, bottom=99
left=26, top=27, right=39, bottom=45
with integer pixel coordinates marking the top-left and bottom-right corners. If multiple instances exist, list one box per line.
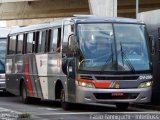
left=6, top=18, right=54, bottom=27
left=6, top=0, right=118, bottom=26
left=0, top=0, right=38, bottom=3
left=138, top=9, right=160, bottom=33
left=0, top=0, right=89, bottom=20
left=88, top=0, right=117, bottom=17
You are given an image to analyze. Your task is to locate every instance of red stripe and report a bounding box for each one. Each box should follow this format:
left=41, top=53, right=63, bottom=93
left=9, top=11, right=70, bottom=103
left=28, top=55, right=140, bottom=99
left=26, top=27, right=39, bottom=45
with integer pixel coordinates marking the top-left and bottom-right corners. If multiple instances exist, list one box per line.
left=77, top=78, right=112, bottom=88
left=24, top=59, right=33, bottom=96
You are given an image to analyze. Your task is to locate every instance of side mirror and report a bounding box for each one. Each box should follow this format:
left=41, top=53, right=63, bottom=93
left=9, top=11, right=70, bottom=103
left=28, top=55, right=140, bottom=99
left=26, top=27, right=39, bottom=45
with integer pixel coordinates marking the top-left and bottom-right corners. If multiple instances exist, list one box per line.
left=68, top=34, right=78, bottom=52
left=149, top=35, right=155, bottom=55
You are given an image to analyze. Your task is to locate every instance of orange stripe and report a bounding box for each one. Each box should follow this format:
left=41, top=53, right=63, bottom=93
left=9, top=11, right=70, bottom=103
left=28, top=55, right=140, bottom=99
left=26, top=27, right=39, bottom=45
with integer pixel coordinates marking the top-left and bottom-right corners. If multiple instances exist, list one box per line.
left=24, top=59, right=33, bottom=96
left=93, top=80, right=112, bottom=88
left=77, top=78, right=112, bottom=89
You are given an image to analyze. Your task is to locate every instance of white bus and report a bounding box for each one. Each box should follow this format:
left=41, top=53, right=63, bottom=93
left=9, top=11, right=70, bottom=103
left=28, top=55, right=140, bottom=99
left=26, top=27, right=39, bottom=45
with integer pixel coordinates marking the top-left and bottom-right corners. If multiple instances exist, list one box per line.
left=6, top=16, right=152, bottom=110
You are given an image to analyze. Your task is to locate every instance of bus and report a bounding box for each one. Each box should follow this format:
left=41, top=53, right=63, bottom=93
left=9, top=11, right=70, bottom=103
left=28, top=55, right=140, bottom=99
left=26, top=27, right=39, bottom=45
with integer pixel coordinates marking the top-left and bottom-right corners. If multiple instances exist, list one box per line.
left=0, top=28, right=10, bottom=91
left=6, top=16, right=153, bottom=110
left=139, top=10, right=160, bottom=103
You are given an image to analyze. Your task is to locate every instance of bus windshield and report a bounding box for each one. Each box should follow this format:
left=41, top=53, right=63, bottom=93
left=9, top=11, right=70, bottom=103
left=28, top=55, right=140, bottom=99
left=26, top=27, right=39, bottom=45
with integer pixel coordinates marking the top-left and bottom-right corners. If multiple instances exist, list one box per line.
left=0, top=39, right=6, bottom=73
left=77, top=23, right=150, bottom=72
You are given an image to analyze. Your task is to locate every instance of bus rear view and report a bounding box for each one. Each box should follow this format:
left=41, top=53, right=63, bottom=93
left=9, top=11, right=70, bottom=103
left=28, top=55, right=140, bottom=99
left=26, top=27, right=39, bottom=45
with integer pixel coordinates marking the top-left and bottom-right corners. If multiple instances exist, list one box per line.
left=74, top=18, right=152, bottom=109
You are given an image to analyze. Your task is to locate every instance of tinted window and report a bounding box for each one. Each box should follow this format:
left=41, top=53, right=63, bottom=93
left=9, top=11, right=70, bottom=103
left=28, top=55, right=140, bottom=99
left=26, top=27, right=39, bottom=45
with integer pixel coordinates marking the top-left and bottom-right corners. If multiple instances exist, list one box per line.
left=17, top=34, right=24, bottom=54
left=38, top=31, right=46, bottom=53
left=57, top=28, right=61, bottom=52
left=35, top=32, right=39, bottom=53
left=63, top=25, right=73, bottom=53
left=49, top=29, right=58, bottom=52
left=9, top=36, right=16, bottom=54
left=27, top=33, right=33, bottom=53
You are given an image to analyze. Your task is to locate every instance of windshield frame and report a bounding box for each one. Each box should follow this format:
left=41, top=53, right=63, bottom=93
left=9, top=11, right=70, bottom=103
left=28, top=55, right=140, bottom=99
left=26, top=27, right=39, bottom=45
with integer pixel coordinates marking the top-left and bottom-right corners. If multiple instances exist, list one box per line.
left=76, top=22, right=152, bottom=74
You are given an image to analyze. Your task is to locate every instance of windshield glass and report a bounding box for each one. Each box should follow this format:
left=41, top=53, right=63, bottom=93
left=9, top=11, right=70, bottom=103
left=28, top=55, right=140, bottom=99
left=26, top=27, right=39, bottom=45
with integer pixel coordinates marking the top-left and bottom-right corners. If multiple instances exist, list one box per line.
left=77, top=23, right=150, bottom=72
left=0, top=39, right=6, bottom=73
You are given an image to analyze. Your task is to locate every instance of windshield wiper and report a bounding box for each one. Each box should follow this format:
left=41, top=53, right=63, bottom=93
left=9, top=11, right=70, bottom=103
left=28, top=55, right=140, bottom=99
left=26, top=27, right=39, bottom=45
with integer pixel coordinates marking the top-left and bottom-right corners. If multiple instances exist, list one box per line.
left=120, top=42, right=124, bottom=66
left=120, top=42, right=135, bottom=72
left=104, top=43, right=114, bottom=63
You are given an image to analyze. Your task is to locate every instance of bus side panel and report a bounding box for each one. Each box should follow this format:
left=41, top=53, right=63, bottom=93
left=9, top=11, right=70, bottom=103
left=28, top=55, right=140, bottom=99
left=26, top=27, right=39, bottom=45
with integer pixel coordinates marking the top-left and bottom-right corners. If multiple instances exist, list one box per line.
left=35, top=54, right=49, bottom=99
left=23, top=54, right=44, bottom=98
left=6, top=55, right=18, bottom=95
left=32, top=55, right=43, bottom=98
left=47, top=54, right=60, bottom=100
left=27, top=54, right=45, bottom=98
left=47, top=53, right=68, bottom=101
left=14, top=55, right=24, bottom=95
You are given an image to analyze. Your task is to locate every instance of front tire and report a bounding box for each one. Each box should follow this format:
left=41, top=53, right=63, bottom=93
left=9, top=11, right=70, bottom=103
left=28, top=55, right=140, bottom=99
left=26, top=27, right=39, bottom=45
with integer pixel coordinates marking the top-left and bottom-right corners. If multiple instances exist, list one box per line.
left=116, top=103, right=129, bottom=110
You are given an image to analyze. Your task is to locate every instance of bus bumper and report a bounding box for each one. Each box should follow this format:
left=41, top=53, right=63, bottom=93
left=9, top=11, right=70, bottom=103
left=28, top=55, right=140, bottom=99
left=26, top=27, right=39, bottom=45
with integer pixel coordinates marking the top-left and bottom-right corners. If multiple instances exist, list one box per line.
left=0, top=79, right=6, bottom=90
left=76, top=86, right=152, bottom=104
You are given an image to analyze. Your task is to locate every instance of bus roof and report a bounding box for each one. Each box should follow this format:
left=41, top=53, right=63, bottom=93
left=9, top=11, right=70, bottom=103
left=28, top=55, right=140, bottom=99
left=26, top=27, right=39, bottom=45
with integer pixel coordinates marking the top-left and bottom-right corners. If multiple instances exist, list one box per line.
left=72, top=15, right=144, bottom=24
left=9, top=16, right=144, bottom=35
left=0, top=27, right=11, bottom=38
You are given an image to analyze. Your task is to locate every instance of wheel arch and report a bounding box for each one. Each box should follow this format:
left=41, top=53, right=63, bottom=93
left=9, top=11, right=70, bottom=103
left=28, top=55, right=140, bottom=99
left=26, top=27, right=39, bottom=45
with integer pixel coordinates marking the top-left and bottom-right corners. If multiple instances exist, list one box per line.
left=55, top=79, right=64, bottom=100
left=19, top=77, right=25, bottom=96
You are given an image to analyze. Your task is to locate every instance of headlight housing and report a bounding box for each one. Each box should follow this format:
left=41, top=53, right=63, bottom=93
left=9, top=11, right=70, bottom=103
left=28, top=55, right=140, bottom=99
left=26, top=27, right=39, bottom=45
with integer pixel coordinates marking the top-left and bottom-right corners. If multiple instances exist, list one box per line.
left=139, top=81, right=153, bottom=88
left=76, top=80, right=95, bottom=88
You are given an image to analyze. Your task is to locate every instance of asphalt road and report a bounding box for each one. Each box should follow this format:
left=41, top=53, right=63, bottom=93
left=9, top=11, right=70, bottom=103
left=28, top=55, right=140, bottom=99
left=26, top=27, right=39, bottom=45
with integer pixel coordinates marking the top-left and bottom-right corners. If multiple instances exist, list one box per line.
left=0, top=91, right=159, bottom=120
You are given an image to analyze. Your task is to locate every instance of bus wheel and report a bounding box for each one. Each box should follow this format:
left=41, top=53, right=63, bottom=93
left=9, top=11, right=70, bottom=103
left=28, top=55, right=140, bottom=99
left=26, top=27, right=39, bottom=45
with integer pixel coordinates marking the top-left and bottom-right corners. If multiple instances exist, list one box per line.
left=116, top=103, right=129, bottom=110
left=61, top=89, right=70, bottom=110
left=21, top=82, right=31, bottom=104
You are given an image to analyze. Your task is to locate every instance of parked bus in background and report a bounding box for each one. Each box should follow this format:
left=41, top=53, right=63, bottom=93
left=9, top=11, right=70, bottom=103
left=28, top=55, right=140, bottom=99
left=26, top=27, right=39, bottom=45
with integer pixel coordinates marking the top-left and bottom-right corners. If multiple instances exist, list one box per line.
left=0, top=28, right=10, bottom=92
left=139, top=10, right=160, bottom=103
left=6, top=16, right=153, bottom=110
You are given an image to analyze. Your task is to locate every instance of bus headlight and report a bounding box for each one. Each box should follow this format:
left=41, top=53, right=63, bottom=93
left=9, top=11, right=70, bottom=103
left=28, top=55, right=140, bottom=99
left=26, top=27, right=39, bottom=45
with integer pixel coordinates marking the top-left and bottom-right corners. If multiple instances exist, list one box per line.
left=139, top=81, right=153, bottom=88
left=76, top=81, right=95, bottom=88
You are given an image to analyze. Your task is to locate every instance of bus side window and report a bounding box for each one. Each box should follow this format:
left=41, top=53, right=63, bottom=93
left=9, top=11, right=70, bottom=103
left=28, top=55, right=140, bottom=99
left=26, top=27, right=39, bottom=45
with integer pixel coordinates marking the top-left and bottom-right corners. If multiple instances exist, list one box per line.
left=56, top=28, right=61, bottom=53
left=38, top=30, right=47, bottom=53
left=32, top=32, right=36, bottom=53
left=8, top=35, right=17, bottom=54
left=27, top=33, right=34, bottom=53
left=23, top=34, right=27, bottom=54
left=35, top=31, right=39, bottom=53
left=46, top=29, right=51, bottom=52
left=17, top=34, right=24, bottom=54
left=49, top=28, right=58, bottom=52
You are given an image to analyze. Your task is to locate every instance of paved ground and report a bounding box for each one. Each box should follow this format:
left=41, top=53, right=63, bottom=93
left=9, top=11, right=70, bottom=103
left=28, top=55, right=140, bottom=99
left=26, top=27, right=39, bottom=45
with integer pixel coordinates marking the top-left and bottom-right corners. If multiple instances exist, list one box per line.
left=0, top=91, right=159, bottom=120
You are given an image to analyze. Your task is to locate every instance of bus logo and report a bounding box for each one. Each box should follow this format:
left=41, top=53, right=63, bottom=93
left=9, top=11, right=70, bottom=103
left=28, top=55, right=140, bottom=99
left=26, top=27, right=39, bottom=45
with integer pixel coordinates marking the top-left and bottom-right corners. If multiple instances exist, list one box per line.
left=109, top=81, right=120, bottom=89
left=115, top=83, right=120, bottom=89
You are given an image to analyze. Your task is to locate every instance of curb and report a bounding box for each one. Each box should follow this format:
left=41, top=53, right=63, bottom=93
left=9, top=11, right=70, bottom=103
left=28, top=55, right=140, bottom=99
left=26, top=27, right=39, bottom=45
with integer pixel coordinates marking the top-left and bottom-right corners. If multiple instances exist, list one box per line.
left=131, top=104, right=160, bottom=111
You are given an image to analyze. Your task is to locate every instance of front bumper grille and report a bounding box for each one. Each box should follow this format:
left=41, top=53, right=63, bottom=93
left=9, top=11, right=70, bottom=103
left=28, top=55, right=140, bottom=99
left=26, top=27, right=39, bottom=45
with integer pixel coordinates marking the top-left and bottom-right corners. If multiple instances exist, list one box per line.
left=94, top=93, right=139, bottom=100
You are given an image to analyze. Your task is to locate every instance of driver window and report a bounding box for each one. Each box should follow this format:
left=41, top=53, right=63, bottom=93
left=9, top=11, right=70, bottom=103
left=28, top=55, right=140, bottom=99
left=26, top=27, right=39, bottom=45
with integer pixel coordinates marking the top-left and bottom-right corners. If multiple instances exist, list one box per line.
left=63, top=24, right=74, bottom=53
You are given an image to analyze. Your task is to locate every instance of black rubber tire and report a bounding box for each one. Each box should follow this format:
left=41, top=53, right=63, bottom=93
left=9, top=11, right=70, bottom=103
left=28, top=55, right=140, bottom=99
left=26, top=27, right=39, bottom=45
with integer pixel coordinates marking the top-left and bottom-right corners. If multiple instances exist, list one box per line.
left=21, top=82, right=31, bottom=104
left=61, top=89, right=71, bottom=110
left=116, top=103, right=129, bottom=110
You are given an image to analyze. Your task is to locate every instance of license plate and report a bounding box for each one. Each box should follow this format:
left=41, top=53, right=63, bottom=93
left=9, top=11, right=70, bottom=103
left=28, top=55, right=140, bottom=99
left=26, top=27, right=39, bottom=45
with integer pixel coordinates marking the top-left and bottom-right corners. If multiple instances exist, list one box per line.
left=112, top=92, right=124, bottom=96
